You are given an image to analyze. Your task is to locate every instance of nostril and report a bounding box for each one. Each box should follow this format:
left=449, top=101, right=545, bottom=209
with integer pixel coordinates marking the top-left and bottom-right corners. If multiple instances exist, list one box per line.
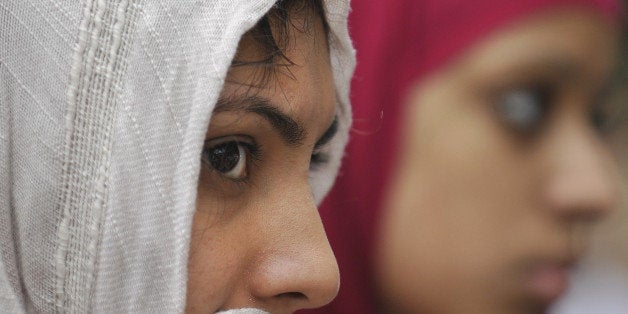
left=276, top=292, right=307, bottom=300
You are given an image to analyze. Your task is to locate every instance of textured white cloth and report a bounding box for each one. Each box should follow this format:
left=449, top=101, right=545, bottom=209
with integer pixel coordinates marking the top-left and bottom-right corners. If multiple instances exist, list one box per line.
left=215, top=309, right=270, bottom=314
left=0, top=0, right=355, bottom=312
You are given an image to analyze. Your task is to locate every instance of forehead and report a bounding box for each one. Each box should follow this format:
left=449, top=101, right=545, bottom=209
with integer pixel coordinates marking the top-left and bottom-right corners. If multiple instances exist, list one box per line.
left=455, top=8, right=618, bottom=85
left=221, top=8, right=336, bottom=136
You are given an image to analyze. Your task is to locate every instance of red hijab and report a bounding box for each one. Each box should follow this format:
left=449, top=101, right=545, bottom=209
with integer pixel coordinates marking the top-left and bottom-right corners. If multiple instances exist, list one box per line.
left=303, top=1, right=621, bottom=313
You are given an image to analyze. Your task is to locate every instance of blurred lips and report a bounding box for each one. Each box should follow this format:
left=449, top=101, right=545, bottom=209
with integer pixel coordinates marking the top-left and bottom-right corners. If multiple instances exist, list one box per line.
left=524, top=258, right=574, bottom=303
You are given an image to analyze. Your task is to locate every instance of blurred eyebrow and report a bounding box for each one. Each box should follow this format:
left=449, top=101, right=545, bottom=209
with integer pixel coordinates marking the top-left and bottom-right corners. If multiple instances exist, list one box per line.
left=215, top=96, right=305, bottom=146
left=535, top=58, right=577, bottom=76
left=523, top=56, right=618, bottom=91
left=516, top=56, right=586, bottom=85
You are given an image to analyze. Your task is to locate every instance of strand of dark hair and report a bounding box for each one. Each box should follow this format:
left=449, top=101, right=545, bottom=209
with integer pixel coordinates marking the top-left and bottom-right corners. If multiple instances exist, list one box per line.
left=230, top=0, right=329, bottom=87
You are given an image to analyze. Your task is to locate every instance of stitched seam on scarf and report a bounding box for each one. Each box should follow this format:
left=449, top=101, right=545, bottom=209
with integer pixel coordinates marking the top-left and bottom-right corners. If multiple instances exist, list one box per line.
left=0, top=73, right=26, bottom=313
left=54, top=0, right=141, bottom=312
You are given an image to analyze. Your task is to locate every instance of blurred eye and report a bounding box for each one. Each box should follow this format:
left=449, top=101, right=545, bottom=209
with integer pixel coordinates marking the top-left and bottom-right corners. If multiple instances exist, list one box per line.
left=495, top=86, right=552, bottom=135
left=591, top=105, right=611, bottom=134
left=202, top=138, right=256, bottom=180
left=590, top=84, right=622, bottom=136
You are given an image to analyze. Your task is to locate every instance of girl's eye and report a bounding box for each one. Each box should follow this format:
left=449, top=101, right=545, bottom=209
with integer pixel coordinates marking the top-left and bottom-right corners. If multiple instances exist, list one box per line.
left=310, top=151, right=329, bottom=171
left=202, top=139, right=249, bottom=180
left=590, top=102, right=625, bottom=137
left=495, top=86, right=552, bottom=135
left=590, top=105, right=611, bottom=134
left=590, top=85, right=622, bottom=136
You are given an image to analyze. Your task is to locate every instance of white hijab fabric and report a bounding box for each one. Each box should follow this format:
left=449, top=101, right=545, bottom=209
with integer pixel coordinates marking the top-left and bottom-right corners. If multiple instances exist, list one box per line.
left=0, top=0, right=354, bottom=312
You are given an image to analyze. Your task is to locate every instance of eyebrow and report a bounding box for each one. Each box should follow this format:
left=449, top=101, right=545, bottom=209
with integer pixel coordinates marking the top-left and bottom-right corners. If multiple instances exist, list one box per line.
left=518, top=56, right=619, bottom=94
left=214, top=96, right=338, bottom=148
left=511, top=56, right=582, bottom=84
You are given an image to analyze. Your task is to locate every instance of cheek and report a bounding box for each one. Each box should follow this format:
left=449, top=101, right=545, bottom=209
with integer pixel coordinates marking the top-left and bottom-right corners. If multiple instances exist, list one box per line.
left=375, top=87, right=540, bottom=312
left=402, top=81, right=533, bottom=226
left=186, top=210, right=236, bottom=312
left=187, top=179, right=255, bottom=312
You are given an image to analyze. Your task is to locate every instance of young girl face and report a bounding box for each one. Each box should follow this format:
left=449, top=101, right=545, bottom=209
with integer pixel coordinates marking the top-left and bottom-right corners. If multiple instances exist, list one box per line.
left=376, top=8, right=620, bottom=314
left=186, top=6, right=340, bottom=314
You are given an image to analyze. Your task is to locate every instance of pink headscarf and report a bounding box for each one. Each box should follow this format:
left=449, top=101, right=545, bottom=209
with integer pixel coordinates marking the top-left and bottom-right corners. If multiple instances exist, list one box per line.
left=302, top=1, right=621, bottom=313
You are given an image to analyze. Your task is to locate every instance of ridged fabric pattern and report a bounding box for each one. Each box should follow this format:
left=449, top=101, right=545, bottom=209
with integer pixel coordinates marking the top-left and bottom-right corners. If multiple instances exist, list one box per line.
left=55, top=0, right=143, bottom=312
left=0, top=0, right=355, bottom=312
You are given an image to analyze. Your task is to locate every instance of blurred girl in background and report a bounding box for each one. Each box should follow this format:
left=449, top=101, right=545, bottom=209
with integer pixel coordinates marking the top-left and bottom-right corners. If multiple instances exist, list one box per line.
left=304, top=0, right=624, bottom=313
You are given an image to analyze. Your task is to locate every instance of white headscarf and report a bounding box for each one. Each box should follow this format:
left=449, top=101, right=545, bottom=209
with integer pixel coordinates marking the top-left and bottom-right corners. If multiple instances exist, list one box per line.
left=0, top=0, right=354, bottom=312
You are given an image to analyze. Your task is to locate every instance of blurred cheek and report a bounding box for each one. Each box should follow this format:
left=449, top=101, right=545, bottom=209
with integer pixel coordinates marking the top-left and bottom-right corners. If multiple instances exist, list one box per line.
left=375, top=79, right=535, bottom=313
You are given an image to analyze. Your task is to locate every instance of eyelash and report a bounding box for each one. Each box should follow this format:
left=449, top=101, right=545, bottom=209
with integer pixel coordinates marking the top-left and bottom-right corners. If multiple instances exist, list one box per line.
left=310, top=150, right=330, bottom=170
left=202, top=136, right=331, bottom=184
left=201, top=136, right=261, bottom=184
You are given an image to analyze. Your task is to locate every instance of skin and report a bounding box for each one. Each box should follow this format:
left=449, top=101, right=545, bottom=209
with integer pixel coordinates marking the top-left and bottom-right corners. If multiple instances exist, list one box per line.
left=186, top=9, right=339, bottom=314
left=375, top=8, right=620, bottom=314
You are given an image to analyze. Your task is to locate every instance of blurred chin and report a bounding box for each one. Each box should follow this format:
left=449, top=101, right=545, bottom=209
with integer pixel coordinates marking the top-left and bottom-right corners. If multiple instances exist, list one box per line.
left=214, top=309, right=270, bottom=314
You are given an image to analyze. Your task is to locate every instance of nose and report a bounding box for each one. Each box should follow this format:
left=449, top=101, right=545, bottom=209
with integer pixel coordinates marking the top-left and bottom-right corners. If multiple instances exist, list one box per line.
left=544, top=125, right=620, bottom=222
left=226, top=184, right=340, bottom=313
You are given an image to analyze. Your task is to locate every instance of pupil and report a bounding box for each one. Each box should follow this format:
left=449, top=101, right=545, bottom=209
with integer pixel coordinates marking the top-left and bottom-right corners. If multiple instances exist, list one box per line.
left=498, top=86, right=551, bottom=133
left=504, top=91, right=541, bottom=122
left=209, top=142, right=240, bottom=173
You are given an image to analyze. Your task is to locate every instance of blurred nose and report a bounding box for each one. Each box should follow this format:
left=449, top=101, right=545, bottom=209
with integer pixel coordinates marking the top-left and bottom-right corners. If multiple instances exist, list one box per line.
left=230, top=183, right=339, bottom=313
left=544, top=125, right=619, bottom=222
